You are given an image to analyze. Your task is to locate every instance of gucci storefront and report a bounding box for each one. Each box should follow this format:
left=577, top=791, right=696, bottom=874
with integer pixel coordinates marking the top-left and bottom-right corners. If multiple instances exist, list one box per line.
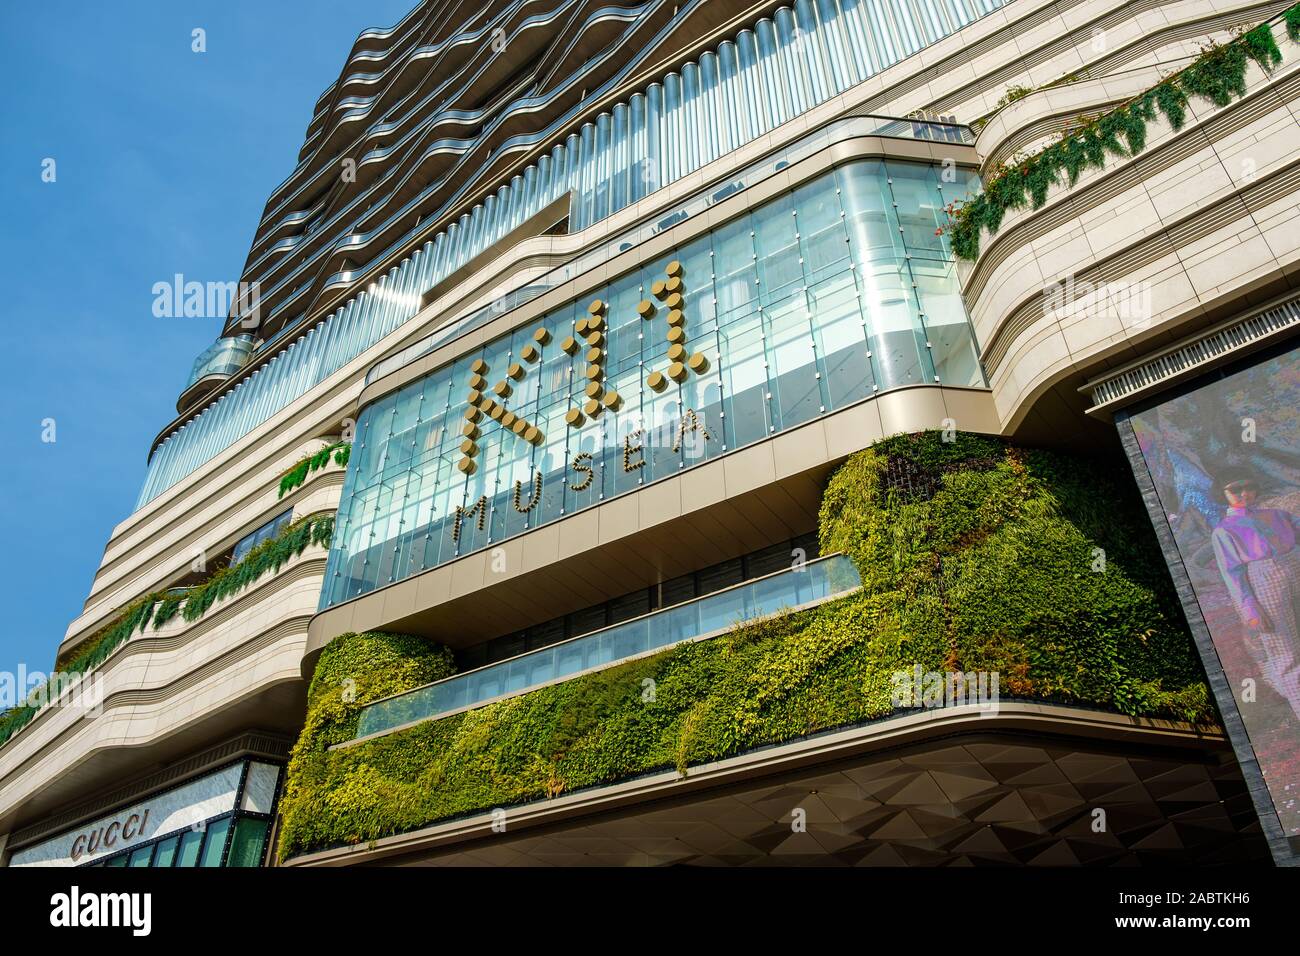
left=5, top=756, right=283, bottom=869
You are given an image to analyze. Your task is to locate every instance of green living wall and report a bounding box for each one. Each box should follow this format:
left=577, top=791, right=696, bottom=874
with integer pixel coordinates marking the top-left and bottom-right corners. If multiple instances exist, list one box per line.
left=277, top=432, right=1211, bottom=860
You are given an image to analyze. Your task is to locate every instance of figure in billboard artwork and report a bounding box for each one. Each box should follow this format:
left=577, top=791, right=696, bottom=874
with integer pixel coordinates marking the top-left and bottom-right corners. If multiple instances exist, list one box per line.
left=1211, top=471, right=1300, bottom=722
left=1130, top=346, right=1300, bottom=847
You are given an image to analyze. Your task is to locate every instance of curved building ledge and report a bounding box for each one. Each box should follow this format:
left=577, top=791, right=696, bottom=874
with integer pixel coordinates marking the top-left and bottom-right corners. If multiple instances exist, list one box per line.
left=281, top=702, right=1242, bottom=866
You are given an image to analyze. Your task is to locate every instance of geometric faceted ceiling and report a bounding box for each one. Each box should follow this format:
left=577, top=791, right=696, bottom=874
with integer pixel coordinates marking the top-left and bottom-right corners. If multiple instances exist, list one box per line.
left=400, top=737, right=1270, bottom=867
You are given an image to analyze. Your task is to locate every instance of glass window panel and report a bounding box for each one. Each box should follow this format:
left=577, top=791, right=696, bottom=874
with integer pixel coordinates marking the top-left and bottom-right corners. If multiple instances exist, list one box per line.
left=764, top=290, right=821, bottom=429
left=913, top=261, right=984, bottom=387
left=152, top=835, right=179, bottom=868
left=859, top=259, right=930, bottom=389
left=718, top=306, right=769, bottom=448
left=175, top=829, right=203, bottom=867
left=198, top=817, right=232, bottom=868
left=226, top=818, right=270, bottom=868
left=838, top=160, right=904, bottom=260
left=127, top=844, right=154, bottom=867
left=886, top=160, right=948, bottom=261
left=752, top=193, right=802, bottom=298
left=810, top=270, right=873, bottom=409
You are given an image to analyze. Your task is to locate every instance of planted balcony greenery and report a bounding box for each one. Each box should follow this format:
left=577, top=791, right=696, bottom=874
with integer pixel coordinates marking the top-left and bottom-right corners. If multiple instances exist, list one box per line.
left=0, top=514, right=335, bottom=750
left=179, top=513, right=334, bottom=622
left=277, top=432, right=1211, bottom=860
left=948, top=12, right=1295, bottom=261
left=279, top=442, right=351, bottom=499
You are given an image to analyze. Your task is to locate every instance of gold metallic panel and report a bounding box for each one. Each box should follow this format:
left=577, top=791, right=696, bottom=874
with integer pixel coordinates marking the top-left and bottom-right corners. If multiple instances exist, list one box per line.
left=667, top=326, right=685, bottom=345
left=524, top=425, right=542, bottom=444
left=586, top=315, right=604, bottom=333
left=575, top=317, right=591, bottom=335
left=584, top=381, right=604, bottom=399
left=460, top=438, right=478, bottom=456
left=468, top=373, right=487, bottom=390
left=585, top=347, right=602, bottom=364
left=585, top=364, right=603, bottom=380
left=520, top=343, right=539, bottom=362
left=666, top=260, right=683, bottom=277
left=532, top=327, right=551, bottom=344
left=668, top=343, right=687, bottom=363
left=507, top=363, right=525, bottom=380
left=665, top=276, right=683, bottom=295
left=489, top=403, right=506, bottom=420
left=665, top=292, right=683, bottom=310
left=646, top=370, right=667, bottom=391
left=501, top=411, right=517, bottom=428
left=493, top=380, right=512, bottom=397
left=463, top=407, right=482, bottom=422
left=688, top=352, right=709, bottom=372
left=588, top=299, right=605, bottom=315
left=457, top=457, right=476, bottom=475
left=669, top=362, right=687, bottom=382
left=467, top=389, right=483, bottom=405
left=667, top=309, right=685, bottom=327
left=651, top=280, right=668, bottom=299
left=637, top=299, right=655, bottom=318
left=470, top=359, right=488, bottom=375
left=461, top=422, right=479, bottom=438
left=560, top=336, right=578, bottom=355
left=586, top=331, right=604, bottom=348
left=565, top=408, right=584, bottom=427
left=602, top=390, right=621, bottom=409
left=583, top=398, right=601, bottom=417
left=511, top=418, right=528, bottom=435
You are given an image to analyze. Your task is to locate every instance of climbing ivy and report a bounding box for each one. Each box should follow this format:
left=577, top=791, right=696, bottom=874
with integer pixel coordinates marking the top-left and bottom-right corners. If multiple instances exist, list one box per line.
left=948, top=15, right=1291, bottom=260
left=277, top=433, right=1213, bottom=860
left=279, top=442, right=351, bottom=499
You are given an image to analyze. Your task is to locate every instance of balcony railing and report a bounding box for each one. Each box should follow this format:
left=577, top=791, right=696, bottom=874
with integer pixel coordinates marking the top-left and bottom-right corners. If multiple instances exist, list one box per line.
left=349, top=553, right=863, bottom=743
left=183, top=334, right=255, bottom=391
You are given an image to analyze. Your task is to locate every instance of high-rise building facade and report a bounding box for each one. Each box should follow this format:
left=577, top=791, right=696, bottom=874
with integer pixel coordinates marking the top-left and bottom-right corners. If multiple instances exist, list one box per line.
left=4, top=0, right=1300, bottom=868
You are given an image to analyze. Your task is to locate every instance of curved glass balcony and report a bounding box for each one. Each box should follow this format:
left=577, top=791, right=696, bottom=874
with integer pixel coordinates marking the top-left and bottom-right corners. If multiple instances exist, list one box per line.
left=182, top=335, right=255, bottom=392
left=351, top=553, right=862, bottom=742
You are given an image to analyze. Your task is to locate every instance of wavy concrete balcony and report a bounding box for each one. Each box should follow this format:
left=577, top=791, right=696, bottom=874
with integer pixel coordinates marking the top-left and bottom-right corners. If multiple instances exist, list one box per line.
left=0, top=532, right=333, bottom=837
left=958, top=18, right=1300, bottom=438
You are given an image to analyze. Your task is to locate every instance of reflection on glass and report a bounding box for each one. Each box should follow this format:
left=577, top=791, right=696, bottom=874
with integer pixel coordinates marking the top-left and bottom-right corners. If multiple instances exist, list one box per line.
left=354, top=554, right=861, bottom=740
left=175, top=829, right=204, bottom=867
left=152, top=835, right=179, bottom=868
left=198, top=818, right=231, bottom=868
left=226, top=819, right=270, bottom=868
left=324, top=160, right=983, bottom=608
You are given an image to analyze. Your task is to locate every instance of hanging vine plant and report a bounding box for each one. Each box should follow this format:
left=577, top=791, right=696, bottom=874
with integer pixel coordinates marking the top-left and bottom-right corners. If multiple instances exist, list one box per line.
left=1, top=513, right=336, bottom=750
left=946, top=14, right=1292, bottom=261
left=279, top=441, right=351, bottom=499
left=179, top=514, right=334, bottom=622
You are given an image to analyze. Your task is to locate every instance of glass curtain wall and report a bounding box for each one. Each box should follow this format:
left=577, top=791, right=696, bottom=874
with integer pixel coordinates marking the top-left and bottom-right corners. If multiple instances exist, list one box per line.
left=137, top=0, right=1002, bottom=508
left=321, top=158, right=981, bottom=607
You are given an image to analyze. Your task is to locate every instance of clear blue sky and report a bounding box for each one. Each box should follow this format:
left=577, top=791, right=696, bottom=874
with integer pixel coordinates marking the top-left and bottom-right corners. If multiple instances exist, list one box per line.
left=0, top=1, right=416, bottom=678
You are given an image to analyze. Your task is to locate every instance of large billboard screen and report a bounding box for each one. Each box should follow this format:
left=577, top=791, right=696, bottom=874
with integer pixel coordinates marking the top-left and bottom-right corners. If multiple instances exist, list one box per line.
left=1123, top=342, right=1300, bottom=863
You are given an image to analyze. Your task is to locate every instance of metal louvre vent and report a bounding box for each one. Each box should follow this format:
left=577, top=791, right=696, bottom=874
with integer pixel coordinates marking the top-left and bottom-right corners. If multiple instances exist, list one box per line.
left=1088, top=296, right=1300, bottom=408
